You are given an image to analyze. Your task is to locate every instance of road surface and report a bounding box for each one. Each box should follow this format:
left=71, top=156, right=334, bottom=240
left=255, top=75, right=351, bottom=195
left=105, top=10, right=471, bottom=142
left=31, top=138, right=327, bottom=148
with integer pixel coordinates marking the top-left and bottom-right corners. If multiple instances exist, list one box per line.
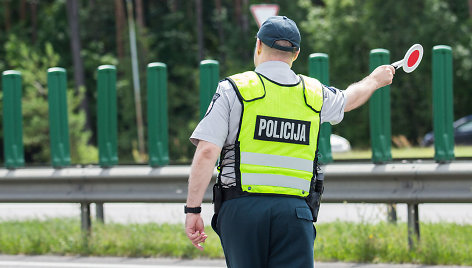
left=0, top=255, right=470, bottom=268
left=1, top=203, right=472, bottom=225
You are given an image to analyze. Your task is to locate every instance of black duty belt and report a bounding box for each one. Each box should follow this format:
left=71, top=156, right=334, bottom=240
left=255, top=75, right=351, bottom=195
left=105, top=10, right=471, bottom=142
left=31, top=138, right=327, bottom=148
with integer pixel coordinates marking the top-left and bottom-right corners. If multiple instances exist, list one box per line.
left=221, top=187, right=249, bottom=202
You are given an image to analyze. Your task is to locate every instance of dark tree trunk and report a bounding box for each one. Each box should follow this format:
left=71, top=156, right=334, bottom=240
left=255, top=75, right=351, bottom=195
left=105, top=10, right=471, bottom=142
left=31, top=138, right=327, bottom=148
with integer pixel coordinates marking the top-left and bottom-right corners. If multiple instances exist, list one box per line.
left=196, top=0, right=204, bottom=61
left=136, top=0, right=145, bottom=28
left=234, top=0, right=241, bottom=27
left=115, top=0, right=126, bottom=59
left=30, top=0, right=38, bottom=43
left=169, top=0, right=178, bottom=12
left=215, top=0, right=225, bottom=64
left=19, top=0, right=27, bottom=21
left=469, top=0, right=472, bottom=17
left=4, top=0, right=11, bottom=32
left=66, top=0, right=92, bottom=133
left=241, top=0, right=249, bottom=34
left=241, top=0, right=249, bottom=60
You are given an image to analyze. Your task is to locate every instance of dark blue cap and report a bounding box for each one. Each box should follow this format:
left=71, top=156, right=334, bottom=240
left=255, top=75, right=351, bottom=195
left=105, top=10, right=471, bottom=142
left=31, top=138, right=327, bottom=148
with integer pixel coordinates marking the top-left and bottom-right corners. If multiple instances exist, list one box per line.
left=257, top=16, right=301, bottom=52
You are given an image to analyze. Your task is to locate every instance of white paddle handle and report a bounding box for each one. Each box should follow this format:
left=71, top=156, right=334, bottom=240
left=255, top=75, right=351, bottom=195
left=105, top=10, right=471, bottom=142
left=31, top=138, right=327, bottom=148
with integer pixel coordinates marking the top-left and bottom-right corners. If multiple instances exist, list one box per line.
left=391, top=59, right=403, bottom=69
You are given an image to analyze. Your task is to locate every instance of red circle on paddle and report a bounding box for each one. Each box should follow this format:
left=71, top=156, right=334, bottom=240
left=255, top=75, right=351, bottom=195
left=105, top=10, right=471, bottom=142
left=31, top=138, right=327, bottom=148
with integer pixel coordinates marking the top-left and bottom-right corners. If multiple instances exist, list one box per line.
left=407, top=50, right=420, bottom=67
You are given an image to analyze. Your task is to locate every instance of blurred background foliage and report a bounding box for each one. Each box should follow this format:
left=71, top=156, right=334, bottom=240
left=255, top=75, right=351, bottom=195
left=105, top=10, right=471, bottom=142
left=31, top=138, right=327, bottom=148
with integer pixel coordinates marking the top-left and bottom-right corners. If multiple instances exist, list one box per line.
left=0, top=0, right=470, bottom=165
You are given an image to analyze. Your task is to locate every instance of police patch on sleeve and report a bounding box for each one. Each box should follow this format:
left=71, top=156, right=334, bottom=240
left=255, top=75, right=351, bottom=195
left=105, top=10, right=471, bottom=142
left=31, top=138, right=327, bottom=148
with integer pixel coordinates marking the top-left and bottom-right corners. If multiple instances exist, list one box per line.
left=254, top=115, right=310, bottom=145
left=323, top=84, right=338, bottom=94
left=204, top=93, right=221, bottom=118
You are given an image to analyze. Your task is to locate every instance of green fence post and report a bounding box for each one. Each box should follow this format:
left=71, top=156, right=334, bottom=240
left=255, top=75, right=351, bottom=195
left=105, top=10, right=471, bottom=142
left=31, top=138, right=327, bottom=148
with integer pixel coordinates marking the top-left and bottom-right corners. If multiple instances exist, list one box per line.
left=199, top=60, right=219, bottom=119
left=47, top=67, right=71, bottom=167
left=308, top=53, right=332, bottom=164
left=432, top=45, right=454, bottom=162
left=369, top=49, right=392, bottom=163
left=147, top=63, right=169, bottom=167
left=97, top=65, right=118, bottom=167
left=2, top=70, right=25, bottom=168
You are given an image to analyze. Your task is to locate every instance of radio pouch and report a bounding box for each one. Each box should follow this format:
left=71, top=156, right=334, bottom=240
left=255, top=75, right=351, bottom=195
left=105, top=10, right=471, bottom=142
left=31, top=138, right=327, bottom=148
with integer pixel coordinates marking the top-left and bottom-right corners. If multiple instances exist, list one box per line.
left=306, top=172, right=324, bottom=222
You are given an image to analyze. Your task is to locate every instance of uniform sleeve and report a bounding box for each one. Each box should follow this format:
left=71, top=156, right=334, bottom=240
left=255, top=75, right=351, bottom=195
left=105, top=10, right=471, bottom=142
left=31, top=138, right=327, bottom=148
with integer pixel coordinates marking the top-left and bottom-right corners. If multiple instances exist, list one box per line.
left=320, top=85, right=346, bottom=125
left=190, top=80, right=233, bottom=148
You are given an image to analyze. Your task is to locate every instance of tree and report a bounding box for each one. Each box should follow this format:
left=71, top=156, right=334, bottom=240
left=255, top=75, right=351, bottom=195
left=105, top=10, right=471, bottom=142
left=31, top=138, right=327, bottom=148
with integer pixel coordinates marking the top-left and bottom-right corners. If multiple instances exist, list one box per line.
left=66, top=0, right=92, bottom=133
left=299, top=0, right=472, bottom=147
left=469, top=0, right=472, bottom=17
left=196, top=0, right=204, bottom=60
left=30, top=0, right=38, bottom=43
left=135, top=0, right=145, bottom=28
left=3, top=0, right=10, bottom=32
left=4, top=35, right=97, bottom=164
left=114, top=0, right=125, bottom=59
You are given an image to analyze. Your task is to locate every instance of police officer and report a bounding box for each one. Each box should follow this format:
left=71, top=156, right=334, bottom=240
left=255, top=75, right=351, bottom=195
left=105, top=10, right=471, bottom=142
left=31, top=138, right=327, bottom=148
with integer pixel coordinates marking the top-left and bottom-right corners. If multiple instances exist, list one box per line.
left=185, top=16, right=394, bottom=268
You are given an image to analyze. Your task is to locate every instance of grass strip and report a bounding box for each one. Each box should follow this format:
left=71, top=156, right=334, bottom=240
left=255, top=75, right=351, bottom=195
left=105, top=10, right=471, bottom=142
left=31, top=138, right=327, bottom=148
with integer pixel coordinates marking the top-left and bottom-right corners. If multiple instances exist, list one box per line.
left=333, top=145, right=472, bottom=160
left=0, top=218, right=471, bottom=265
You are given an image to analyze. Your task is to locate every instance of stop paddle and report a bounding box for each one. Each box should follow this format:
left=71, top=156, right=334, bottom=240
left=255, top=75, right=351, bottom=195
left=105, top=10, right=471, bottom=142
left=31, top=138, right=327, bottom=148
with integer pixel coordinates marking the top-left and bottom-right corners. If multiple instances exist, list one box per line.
left=391, top=44, right=423, bottom=73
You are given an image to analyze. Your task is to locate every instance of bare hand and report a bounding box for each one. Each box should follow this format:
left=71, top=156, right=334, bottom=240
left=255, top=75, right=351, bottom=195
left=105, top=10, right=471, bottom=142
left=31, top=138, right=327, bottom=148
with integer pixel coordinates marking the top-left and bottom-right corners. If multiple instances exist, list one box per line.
left=369, top=65, right=395, bottom=89
left=185, top=213, right=208, bottom=250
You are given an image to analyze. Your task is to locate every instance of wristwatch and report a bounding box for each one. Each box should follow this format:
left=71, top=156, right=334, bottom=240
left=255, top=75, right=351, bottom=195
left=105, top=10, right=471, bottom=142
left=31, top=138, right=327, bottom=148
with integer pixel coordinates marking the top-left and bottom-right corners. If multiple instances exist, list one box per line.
left=184, top=205, right=202, bottom=214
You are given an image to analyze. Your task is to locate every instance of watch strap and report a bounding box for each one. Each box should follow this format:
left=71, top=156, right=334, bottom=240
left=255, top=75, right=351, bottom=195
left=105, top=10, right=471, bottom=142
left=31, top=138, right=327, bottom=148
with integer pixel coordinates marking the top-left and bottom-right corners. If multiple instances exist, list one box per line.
left=184, top=205, right=202, bottom=214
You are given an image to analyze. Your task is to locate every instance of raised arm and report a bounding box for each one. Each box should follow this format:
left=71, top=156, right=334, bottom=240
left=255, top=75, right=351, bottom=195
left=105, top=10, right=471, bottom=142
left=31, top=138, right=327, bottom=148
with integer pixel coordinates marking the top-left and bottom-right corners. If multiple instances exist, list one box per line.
left=344, top=65, right=395, bottom=112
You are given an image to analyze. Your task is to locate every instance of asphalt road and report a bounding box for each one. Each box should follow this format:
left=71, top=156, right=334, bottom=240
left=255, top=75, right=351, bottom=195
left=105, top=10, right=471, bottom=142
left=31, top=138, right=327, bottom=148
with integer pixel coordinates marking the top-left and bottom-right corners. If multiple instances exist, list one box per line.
left=0, top=255, right=470, bottom=268
left=1, top=203, right=472, bottom=225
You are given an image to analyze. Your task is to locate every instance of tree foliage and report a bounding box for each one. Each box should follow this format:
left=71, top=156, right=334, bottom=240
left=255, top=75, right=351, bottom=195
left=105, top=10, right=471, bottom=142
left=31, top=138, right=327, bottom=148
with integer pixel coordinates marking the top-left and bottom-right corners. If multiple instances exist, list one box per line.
left=3, top=35, right=97, bottom=164
left=0, top=0, right=470, bottom=164
left=300, top=0, right=472, bottom=147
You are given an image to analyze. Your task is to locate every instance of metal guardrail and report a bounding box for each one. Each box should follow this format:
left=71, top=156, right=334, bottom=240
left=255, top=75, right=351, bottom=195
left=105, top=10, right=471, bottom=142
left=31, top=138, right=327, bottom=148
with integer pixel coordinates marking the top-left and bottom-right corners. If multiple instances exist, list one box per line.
left=1, top=161, right=471, bottom=203
left=0, top=161, right=471, bottom=246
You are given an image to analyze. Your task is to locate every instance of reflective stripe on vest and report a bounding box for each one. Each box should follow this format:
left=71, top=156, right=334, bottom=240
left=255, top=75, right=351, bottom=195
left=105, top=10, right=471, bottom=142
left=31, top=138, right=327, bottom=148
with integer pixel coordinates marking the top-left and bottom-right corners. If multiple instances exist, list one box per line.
left=242, top=173, right=311, bottom=193
left=240, top=152, right=313, bottom=173
left=228, top=71, right=323, bottom=197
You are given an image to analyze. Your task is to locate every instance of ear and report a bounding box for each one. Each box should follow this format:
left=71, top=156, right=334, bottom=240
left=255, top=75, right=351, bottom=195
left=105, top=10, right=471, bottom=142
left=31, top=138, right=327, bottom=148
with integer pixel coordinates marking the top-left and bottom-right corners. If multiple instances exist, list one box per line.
left=256, top=39, right=263, bottom=55
left=292, top=49, right=300, bottom=62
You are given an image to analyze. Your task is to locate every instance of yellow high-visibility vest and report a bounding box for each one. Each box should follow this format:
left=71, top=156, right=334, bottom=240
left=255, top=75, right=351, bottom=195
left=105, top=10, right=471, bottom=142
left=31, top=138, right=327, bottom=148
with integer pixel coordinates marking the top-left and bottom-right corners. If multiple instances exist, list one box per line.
left=226, top=71, right=323, bottom=197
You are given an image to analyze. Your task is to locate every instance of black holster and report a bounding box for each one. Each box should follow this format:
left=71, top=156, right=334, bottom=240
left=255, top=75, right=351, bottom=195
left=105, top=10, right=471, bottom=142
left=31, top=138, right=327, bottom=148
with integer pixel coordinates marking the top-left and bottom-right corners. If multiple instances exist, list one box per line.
left=211, top=183, right=223, bottom=235
left=305, top=172, right=324, bottom=222
left=213, top=183, right=223, bottom=215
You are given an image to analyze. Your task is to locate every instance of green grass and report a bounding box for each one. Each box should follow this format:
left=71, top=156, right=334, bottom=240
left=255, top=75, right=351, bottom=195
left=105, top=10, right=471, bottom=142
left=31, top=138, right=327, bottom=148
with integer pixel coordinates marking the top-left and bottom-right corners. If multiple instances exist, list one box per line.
left=315, top=221, right=472, bottom=265
left=333, top=145, right=472, bottom=160
left=0, top=218, right=471, bottom=265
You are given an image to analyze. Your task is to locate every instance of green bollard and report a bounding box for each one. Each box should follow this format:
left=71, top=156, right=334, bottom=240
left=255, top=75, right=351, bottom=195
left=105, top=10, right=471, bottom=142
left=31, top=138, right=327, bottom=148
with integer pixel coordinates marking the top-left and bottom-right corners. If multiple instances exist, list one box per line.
left=2, top=70, right=25, bottom=168
left=47, top=67, right=71, bottom=167
left=147, top=63, right=169, bottom=167
left=97, top=65, right=118, bottom=167
left=308, top=53, right=333, bottom=164
left=369, top=49, right=392, bottom=163
left=432, top=45, right=454, bottom=162
left=199, top=60, right=219, bottom=119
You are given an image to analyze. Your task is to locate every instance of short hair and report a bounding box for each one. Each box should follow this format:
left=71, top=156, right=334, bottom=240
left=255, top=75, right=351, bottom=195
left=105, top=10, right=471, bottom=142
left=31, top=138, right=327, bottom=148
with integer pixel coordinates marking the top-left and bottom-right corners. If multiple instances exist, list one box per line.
left=261, top=39, right=298, bottom=59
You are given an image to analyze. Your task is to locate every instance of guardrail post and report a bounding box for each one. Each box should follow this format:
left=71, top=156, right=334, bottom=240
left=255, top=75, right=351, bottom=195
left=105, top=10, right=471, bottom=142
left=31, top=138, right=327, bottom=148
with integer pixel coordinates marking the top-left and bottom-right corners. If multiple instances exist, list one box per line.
left=309, top=53, right=332, bottom=164
left=147, top=63, right=169, bottom=167
left=407, top=203, right=420, bottom=249
left=369, top=49, right=396, bottom=223
left=81, top=202, right=91, bottom=235
left=2, top=71, right=25, bottom=168
left=96, top=65, right=119, bottom=224
left=432, top=45, right=454, bottom=162
left=47, top=67, right=71, bottom=167
left=199, top=60, right=219, bottom=119
left=369, top=49, right=392, bottom=163
left=387, top=204, right=397, bottom=223
left=97, top=65, right=118, bottom=167
left=95, top=203, right=104, bottom=223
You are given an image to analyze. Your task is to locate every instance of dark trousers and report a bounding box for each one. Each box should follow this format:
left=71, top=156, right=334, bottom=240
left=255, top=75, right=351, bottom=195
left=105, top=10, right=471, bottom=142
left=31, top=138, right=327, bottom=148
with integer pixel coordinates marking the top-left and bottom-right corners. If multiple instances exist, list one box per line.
left=215, top=195, right=316, bottom=268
